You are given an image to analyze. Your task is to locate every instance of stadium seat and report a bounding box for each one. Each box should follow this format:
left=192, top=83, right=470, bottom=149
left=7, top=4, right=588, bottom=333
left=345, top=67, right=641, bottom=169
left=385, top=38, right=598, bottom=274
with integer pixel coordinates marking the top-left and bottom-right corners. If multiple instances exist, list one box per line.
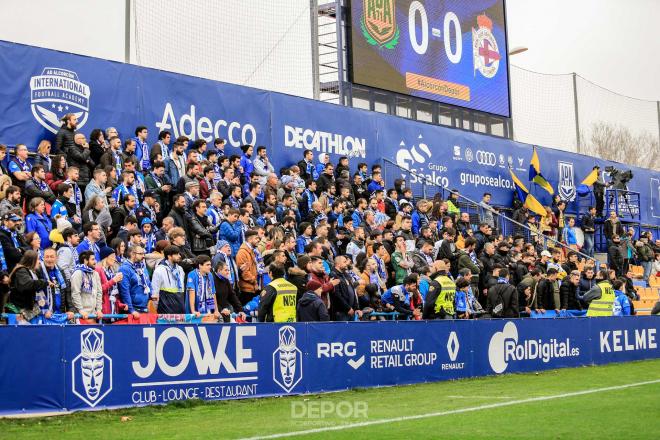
left=649, top=275, right=659, bottom=288
left=632, top=299, right=656, bottom=315
left=630, top=265, right=644, bottom=277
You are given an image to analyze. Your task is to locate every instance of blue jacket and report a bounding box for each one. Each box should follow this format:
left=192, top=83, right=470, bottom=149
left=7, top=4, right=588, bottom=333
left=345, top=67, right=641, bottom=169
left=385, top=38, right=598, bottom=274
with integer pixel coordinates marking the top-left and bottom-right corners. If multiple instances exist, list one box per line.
left=219, top=220, right=243, bottom=256
left=411, top=211, right=422, bottom=235
left=351, top=210, right=363, bottom=228
left=164, top=157, right=181, bottom=186
left=240, top=154, right=254, bottom=181
left=613, top=289, right=631, bottom=316
left=367, top=180, right=384, bottom=194
left=296, top=235, right=312, bottom=255
left=25, top=213, right=52, bottom=249
left=133, top=136, right=150, bottom=170
left=118, top=261, right=149, bottom=313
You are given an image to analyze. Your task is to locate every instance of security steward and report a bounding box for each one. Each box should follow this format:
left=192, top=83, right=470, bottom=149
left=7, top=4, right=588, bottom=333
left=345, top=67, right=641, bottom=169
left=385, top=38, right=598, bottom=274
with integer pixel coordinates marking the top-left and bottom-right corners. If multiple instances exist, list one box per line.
left=423, top=261, right=456, bottom=319
left=580, top=270, right=616, bottom=317
left=258, top=263, right=298, bottom=322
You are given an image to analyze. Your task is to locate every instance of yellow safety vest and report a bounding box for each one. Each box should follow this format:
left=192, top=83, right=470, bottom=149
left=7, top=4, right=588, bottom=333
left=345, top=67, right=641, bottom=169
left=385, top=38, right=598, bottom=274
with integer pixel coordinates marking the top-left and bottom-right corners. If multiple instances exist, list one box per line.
left=447, top=199, right=460, bottom=215
left=433, top=275, right=456, bottom=316
left=587, top=281, right=615, bottom=317
left=270, top=278, right=298, bottom=323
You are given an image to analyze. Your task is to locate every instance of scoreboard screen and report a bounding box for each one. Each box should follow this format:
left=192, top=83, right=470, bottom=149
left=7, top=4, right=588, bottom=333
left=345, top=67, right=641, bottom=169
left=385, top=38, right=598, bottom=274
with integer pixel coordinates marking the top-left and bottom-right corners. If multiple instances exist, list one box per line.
left=349, top=0, right=510, bottom=117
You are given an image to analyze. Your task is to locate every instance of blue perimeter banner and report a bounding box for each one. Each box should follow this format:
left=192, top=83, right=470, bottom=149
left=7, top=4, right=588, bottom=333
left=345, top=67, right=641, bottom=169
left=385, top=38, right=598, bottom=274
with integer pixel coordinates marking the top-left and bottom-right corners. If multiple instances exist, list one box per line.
left=0, top=40, right=658, bottom=224
left=0, top=317, right=657, bottom=415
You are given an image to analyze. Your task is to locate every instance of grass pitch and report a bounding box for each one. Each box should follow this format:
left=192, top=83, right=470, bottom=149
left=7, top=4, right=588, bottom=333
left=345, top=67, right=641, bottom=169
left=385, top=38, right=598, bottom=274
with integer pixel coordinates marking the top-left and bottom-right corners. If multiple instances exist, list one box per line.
left=3, top=359, right=659, bottom=439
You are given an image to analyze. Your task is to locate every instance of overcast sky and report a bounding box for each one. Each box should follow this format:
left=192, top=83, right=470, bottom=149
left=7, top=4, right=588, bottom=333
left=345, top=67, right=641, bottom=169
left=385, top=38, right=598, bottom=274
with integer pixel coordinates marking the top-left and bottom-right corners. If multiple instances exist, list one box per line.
left=506, top=0, right=659, bottom=101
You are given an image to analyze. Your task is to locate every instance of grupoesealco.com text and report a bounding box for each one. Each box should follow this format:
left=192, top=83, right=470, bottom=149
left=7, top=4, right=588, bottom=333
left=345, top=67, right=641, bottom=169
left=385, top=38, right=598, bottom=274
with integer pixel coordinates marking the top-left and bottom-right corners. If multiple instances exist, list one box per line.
left=460, top=172, right=513, bottom=189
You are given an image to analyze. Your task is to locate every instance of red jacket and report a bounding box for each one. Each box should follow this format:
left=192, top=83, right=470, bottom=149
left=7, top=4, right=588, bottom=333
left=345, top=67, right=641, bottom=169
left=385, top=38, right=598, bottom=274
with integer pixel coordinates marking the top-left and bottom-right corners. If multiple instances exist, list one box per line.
left=309, top=271, right=334, bottom=309
left=95, top=266, right=127, bottom=314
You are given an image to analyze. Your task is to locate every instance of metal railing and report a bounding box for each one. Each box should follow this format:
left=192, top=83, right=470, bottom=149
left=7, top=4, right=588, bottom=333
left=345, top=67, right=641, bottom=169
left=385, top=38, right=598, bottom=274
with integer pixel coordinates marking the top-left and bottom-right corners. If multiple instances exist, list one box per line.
left=381, top=158, right=599, bottom=264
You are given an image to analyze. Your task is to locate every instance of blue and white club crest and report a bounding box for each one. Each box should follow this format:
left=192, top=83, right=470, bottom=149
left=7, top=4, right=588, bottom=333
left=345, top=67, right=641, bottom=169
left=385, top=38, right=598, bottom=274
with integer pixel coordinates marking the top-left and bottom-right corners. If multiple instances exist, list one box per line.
left=558, top=161, right=576, bottom=202
left=272, top=326, right=303, bottom=393
left=30, top=67, right=90, bottom=134
left=71, top=328, right=112, bottom=407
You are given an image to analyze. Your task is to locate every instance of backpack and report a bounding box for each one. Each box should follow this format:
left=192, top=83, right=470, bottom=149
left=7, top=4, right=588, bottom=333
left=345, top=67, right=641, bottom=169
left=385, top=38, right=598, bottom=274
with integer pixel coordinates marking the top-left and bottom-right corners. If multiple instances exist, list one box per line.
left=491, top=284, right=514, bottom=318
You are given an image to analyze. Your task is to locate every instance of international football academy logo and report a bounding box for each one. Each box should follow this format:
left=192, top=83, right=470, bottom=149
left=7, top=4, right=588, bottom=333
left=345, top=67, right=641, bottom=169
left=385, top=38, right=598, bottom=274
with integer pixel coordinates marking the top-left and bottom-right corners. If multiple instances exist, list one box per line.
left=472, top=14, right=500, bottom=78
left=361, top=0, right=399, bottom=49
left=71, top=328, right=112, bottom=407
left=272, top=326, right=303, bottom=393
left=30, top=67, right=91, bottom=134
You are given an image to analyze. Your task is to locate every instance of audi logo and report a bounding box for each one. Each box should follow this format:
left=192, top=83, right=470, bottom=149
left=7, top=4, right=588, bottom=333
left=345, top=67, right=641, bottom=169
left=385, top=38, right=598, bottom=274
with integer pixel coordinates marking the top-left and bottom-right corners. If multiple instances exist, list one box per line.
left=476, top=151, right=496, bottom=166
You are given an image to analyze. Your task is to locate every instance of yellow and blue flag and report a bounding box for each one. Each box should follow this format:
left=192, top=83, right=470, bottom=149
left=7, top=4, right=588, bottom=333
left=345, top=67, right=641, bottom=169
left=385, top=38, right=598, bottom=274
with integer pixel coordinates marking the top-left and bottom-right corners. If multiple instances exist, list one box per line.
left=529, top=147, right=554, bottom=195
left=580, top=167, right=599, bottom=186
left=510, top=168, right=547, bottom=217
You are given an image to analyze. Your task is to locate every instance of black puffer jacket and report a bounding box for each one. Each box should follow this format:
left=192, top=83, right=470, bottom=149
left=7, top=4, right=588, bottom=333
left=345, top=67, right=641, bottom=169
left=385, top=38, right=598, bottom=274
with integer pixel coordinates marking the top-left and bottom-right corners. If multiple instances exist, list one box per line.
left=9, top=267, right=48, bottom=310
left=67, top=144, right=94, bottom=186
left=54, top=126, right=75, bottom=154
left=187, top=214, right=218, bottom=254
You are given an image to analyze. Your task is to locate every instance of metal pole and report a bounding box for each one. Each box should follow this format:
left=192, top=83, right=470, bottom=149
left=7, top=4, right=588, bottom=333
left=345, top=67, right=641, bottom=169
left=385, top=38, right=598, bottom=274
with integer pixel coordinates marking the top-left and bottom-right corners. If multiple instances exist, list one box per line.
left=572, top=73, right=581, bottom=152
left=310, top=0, right=320, bottom=100
left=335, top=0, right=345, bottom=105
left=657, top=101, right=660, bottom=148
left=124, top=0, right=131, bottom=63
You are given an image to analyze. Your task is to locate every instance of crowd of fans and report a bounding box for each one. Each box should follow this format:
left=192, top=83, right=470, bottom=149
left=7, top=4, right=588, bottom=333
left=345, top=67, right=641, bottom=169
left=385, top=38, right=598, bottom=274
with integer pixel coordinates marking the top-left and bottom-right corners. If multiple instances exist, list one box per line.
left=0, top=113, right=659, bottom=323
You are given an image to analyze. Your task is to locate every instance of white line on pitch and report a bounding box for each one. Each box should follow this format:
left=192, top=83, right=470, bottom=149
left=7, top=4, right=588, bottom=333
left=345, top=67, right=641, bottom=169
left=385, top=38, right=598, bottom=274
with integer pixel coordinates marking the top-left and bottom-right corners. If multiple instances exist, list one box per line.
left=237, top=379, right=660, bottom=440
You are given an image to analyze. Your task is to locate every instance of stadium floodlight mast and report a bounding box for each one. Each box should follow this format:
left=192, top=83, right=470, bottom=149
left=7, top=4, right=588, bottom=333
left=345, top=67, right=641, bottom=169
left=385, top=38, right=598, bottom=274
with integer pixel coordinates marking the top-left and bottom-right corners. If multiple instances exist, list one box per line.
left=508, top=46, right=529, bottom=56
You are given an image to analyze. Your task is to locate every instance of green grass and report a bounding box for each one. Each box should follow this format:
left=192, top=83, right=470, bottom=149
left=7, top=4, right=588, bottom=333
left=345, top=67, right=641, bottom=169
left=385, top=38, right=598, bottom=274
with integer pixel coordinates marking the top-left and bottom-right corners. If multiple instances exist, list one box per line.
left=3, top=360, right=659, bottom=439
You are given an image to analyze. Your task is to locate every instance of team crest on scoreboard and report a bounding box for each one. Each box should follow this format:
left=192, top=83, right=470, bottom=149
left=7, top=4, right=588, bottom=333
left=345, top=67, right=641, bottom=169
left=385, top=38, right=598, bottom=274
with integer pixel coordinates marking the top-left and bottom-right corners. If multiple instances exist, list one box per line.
left=30, top=67, right=90, bottom=134
left=361, top=0, right=399, bottom=49
left=472, top=14, right=500, bottom=78
left=558, top=161, right=576, bottom=202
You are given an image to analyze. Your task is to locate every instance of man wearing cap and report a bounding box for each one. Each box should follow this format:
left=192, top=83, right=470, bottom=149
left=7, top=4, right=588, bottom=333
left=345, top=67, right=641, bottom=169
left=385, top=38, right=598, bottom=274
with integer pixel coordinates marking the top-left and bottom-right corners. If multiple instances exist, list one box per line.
left=235, top=229, right=260, bottom=305
left=136, top=190, right=158, bottom=227
left=95, top=245, right=125, bottom=314
left=537, top=250, right=552, bottom=274
left=258, top=264, right=297, bottom=322
left=296, top=278, right=330, bottom=322
left=70, top=251, right=104, bottom=321
left=0, top=213, right=23, bottom=272
left=212, top=240, right=240, bottom=291
left=151, top=245, right=186, bottom=314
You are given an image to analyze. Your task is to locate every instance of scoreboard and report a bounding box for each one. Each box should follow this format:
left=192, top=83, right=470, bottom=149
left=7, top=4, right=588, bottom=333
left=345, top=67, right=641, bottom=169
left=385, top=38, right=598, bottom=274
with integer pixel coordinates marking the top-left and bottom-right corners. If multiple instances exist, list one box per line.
left=349, top=0, right=510, bottom=117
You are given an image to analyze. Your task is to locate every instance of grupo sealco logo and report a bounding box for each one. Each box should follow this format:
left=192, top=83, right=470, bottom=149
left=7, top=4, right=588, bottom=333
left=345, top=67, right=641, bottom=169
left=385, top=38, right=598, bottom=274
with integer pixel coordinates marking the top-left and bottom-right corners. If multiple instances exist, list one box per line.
left=488, top=322, right=580, bottom=373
